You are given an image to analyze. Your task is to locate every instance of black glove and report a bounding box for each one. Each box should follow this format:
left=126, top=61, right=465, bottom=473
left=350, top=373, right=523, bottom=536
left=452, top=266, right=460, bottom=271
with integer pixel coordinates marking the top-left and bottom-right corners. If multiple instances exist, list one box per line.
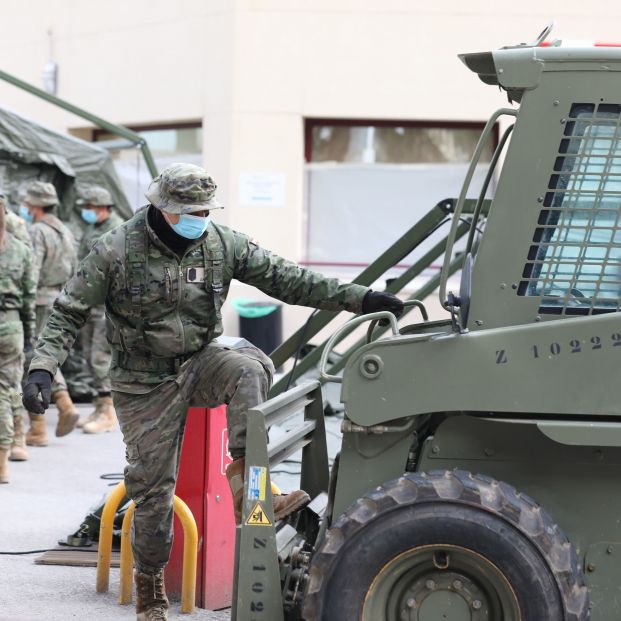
left=362, top=290, right=404, bottom=319
left=22, top=370, right=53, bottom=414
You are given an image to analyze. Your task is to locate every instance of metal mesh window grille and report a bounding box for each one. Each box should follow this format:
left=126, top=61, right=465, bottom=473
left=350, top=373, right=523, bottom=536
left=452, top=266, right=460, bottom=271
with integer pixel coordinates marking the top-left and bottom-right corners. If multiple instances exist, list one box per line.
left=518, top=102, right=621, bottom=314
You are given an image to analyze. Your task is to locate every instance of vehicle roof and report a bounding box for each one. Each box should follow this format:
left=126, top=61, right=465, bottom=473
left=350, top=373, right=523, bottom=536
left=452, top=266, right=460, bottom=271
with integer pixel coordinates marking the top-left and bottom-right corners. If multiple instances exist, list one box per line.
left=460, top=46, right=621, bottom=101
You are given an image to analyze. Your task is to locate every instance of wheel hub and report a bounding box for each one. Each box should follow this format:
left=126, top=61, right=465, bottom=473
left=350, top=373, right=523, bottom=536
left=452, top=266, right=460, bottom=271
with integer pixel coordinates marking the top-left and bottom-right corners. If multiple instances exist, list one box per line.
left=399, top=569, right=489, bottom=619
left=362, top=544, right=520, bottom=621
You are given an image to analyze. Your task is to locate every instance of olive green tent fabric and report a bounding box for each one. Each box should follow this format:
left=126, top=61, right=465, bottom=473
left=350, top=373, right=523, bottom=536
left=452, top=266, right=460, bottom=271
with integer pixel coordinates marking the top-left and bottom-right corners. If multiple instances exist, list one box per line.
left=0, top=106, right=132, bottom=234
left=0, top=106, right=132, bottom=401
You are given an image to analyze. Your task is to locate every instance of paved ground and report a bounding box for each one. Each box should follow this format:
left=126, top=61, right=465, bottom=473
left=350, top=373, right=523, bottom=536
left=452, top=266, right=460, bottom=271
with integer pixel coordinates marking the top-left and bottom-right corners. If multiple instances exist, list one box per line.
left=0, top=404, right=230, bottom=621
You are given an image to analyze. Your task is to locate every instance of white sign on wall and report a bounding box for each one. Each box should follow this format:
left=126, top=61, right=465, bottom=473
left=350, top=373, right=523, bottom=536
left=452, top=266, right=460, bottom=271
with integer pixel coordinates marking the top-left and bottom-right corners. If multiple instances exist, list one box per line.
left=239, top=172, right=286, bottom=207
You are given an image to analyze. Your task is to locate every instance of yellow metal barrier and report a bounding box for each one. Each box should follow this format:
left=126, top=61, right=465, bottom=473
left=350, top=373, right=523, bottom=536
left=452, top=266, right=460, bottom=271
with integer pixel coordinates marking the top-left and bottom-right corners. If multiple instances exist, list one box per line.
left=96, top=480, right=127, bottom=593
left=97, top=481, right=198, bottom=614
left=118, top=502, right=135, bottom=605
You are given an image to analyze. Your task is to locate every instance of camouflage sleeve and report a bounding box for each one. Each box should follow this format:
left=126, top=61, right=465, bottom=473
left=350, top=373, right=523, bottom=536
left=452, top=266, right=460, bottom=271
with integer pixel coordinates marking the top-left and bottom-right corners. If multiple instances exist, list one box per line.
left=29, top=225, right=45, bottom=284
left=29, top=239, right=111, bottom=377
left=231, top=231, right=369, bottom=313
left=20, top=247, right=37, bottom=341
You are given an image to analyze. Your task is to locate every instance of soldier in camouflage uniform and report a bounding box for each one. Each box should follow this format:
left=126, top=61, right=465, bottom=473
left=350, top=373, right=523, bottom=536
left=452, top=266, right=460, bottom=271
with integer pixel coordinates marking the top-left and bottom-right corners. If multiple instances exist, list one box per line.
left=21, top=181, right=80, bottom=445
left=0, top=195, right=36, bottom=483
left=4, top=205, right=34, bottom=461
left=75, top=185, right=124, bottom=434
left=24, top=163, right=402, bottom=620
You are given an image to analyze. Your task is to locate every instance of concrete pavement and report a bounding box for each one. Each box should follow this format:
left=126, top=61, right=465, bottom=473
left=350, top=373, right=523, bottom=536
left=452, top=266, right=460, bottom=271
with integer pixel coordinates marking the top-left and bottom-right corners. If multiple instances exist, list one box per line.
left=0, top=404, right=229, bottom=621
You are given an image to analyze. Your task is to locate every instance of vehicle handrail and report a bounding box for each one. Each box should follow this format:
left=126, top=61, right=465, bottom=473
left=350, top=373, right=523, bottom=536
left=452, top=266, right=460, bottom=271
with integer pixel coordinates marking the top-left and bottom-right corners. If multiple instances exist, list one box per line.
left=439, top=108, right=518, bottom=310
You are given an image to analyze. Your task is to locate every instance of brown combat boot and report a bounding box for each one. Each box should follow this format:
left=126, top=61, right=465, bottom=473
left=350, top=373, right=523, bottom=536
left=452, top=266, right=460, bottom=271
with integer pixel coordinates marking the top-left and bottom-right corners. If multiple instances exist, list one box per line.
left=226, top=458, right=311, bottom=525
left=0, top=447, right=9, bottom=483
left=76, top=404, right=98, bottom=429
left=83, top=396, right=117, bottom=434
left=9, top=414, right=28, bottom=461
left=53, top=390, right=79, bottom=437
left=135, top=570, right=169, bottom=620
left=26, top=413, right=48, bottom=446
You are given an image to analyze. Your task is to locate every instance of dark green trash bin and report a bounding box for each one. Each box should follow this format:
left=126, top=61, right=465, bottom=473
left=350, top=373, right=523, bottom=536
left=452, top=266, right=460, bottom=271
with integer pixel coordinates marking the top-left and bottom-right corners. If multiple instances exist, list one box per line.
left=233, top=299, right=283, bottom=355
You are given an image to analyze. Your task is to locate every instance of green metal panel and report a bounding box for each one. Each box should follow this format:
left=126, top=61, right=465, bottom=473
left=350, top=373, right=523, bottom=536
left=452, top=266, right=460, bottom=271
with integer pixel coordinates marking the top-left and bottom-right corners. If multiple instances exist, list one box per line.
left=417, top=415, right=621, bottom=621
left=233, top=407, right=284, bottom=621
left=233, top=381, right=329, bottom=621
left=341, top=309, right=621, bottom=426
left=465, top=53, right=621, bottom=330
left=332, top=424, right=414, bottom=518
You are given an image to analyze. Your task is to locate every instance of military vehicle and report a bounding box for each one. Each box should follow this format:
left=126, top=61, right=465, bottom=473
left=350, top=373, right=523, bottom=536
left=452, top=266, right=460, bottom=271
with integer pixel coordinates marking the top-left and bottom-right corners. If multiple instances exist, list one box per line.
left=232, top=29, right=621, bottom=621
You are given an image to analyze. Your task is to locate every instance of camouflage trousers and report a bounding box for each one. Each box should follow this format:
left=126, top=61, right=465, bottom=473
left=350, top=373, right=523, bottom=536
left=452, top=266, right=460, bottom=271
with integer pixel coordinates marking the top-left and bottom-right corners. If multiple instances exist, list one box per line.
left=112, top=340, right=274, bottom=573
left=0, top=333, right=25, bottom=448
left=80, top=306, right=111, bottom=393
left=35, top=305, right=67, bottom=394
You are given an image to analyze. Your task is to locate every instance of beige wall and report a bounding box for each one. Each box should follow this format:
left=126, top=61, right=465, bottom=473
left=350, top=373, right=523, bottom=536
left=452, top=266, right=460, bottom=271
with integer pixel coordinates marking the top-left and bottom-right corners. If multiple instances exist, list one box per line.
left=2, top=1, right=621, bottom=339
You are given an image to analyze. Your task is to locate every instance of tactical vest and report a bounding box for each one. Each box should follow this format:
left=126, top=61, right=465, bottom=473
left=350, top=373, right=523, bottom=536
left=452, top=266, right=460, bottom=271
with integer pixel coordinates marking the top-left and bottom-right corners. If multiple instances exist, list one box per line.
left=111, top=209, right=225, bottom=364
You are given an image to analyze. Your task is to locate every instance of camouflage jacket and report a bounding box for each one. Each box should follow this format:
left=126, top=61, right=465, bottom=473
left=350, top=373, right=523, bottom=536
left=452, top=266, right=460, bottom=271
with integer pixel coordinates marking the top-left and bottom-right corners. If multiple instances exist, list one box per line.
left=78, top=211, right=124, bottom=261
left=5, top=209, right=32, bottom=247
left=31, top=207, right=368, bottom=391
left=0, top=232, right=37, bottom=339
left=29, top=214, right=77, bottom=305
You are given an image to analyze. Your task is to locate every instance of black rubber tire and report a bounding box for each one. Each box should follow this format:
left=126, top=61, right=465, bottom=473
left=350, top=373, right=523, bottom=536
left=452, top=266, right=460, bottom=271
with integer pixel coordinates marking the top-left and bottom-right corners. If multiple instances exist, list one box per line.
left=302, top=469, right=589, bottom=621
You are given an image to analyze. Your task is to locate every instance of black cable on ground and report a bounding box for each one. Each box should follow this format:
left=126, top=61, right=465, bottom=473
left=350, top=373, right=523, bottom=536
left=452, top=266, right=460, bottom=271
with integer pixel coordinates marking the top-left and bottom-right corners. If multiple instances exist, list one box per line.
left=0, top=548, right=94, bottom=555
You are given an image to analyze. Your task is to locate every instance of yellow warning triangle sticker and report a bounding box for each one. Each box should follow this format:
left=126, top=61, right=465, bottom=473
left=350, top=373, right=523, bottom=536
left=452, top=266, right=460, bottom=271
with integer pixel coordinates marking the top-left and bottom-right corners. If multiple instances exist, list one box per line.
left=246, top=501, right=272, bottom=526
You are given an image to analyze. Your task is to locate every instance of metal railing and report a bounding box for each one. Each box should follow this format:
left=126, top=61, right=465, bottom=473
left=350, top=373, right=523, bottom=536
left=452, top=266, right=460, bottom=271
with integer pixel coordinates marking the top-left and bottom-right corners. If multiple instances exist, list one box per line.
left=232, top=380, right=327, bottom=621
left=96, top=480, right=198, bottom=613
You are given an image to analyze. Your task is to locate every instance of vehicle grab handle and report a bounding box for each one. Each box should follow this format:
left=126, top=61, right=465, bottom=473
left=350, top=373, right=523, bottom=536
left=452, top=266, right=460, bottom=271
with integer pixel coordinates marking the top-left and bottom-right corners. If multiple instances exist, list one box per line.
left=320, top=312, right=399, bottom=383
left=439, top=107, right=518, bottom=310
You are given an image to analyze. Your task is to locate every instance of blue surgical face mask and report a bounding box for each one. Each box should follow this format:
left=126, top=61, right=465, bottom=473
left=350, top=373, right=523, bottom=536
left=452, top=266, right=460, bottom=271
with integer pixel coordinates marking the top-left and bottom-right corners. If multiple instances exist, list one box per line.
left=81, top=208, right=98, bottom=224
left=169, top=214, right=210, bottom=239
left=19, top=205, right=33, bottom=223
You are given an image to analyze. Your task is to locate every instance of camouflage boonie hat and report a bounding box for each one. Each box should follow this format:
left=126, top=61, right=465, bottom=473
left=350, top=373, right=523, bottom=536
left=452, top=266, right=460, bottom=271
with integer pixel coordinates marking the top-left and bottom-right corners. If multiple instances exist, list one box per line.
left=25, top=181, right=58, bottom=207
left=145, top=163, right=224, bottom=214
left=76, top=185, right=114, bottom=207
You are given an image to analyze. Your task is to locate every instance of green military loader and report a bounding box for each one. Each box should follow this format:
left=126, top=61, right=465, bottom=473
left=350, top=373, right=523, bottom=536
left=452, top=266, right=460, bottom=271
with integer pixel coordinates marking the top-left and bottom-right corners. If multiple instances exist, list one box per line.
left=233, top=31, right=621, bottom=621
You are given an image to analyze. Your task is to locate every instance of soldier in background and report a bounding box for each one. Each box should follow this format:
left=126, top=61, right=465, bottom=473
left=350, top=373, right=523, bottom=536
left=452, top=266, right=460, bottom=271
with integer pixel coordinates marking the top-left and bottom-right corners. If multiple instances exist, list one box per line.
left=0, top=195, right=36, bottom=483
left=21, top=181, right=80, bottom=445
left=23, top=164, right=403, bottom=620
left=4, top=199, right=34, bottom=462
left=75, top=186, right=123, bottom=433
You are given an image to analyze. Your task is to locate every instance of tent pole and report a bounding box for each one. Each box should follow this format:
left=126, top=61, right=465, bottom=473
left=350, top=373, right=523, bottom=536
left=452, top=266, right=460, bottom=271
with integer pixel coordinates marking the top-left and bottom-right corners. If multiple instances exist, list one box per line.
left=0, top=69, right=158, bottom=179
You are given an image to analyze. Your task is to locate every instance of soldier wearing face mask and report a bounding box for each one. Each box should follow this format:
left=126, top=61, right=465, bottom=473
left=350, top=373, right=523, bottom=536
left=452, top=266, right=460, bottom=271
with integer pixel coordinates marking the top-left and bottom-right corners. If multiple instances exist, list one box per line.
left=23, top=163, right=403, bottom=621
left=75, top=186, right=124, bottom=434
left=21, top=181, right=79, bottom=445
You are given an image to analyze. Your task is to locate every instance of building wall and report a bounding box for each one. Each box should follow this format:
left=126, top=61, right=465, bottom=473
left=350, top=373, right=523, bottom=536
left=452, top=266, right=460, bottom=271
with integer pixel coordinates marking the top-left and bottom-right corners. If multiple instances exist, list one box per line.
left=1, top=1, right=620, bottom=341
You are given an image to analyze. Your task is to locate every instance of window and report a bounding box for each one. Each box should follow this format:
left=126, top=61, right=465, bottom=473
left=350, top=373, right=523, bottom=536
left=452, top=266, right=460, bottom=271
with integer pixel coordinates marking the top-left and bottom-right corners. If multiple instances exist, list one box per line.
left=92, top=122, right=203, bottom=211
left=304, top=119, right=497, bottom=276
left=308, top=124, right=493, bottom=164
left=518, top=103, right=621, bottom=314
left=94, top=124, right=203, bottom=155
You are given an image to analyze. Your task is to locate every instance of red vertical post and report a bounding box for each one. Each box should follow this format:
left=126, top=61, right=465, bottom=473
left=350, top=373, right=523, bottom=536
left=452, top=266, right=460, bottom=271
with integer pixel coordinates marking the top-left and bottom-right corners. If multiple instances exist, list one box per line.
left=166, top=407, right=206, bottom=602
left=202, top=407, right=235, bottom=608
left=165, top=406, right=235, bottom=609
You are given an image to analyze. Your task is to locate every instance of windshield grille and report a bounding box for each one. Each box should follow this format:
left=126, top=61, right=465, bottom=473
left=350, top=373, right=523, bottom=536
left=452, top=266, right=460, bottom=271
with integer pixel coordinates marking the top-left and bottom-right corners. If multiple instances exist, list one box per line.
left=518, top=102, right=621, bottom=314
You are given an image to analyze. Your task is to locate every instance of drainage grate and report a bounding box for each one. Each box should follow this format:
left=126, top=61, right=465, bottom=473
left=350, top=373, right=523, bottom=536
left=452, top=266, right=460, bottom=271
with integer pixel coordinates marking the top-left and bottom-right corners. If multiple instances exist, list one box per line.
left=518, top=102, right=621, bottom=314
